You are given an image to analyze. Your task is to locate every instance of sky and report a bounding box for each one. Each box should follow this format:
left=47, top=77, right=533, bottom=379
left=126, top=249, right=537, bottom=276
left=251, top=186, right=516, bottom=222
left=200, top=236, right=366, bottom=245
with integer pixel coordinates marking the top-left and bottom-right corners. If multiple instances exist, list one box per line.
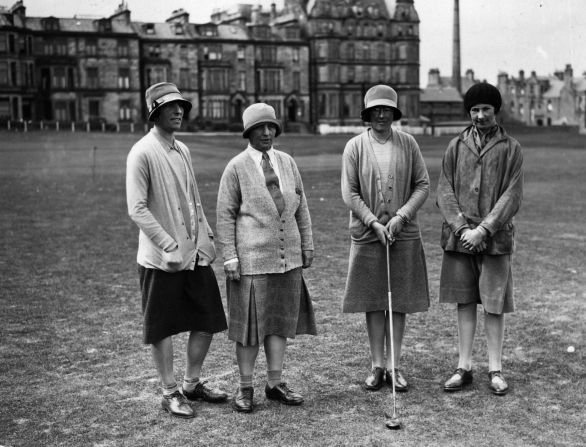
left=6, top=0, right=586, bottom=86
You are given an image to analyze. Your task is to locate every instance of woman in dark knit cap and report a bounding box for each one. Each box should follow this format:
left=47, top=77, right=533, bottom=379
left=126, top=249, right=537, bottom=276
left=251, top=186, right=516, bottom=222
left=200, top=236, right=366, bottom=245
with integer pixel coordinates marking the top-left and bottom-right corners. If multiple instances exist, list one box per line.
left=437, top=82, right=524, bottom=396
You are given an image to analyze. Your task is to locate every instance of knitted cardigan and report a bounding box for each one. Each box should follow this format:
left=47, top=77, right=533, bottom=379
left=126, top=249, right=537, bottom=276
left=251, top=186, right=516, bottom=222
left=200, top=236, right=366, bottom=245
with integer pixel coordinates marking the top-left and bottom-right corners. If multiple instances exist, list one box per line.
left=341, top=129, right=430, bottom=244
left=216, top=149, right=313, bottom=275
left=126, top=130, right=216, bottom=272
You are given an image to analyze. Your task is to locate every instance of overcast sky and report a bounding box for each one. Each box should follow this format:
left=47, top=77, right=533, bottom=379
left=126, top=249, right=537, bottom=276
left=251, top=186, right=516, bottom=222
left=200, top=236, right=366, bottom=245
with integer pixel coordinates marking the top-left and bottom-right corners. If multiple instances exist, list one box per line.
left=8, top=0, right=586, bottom=86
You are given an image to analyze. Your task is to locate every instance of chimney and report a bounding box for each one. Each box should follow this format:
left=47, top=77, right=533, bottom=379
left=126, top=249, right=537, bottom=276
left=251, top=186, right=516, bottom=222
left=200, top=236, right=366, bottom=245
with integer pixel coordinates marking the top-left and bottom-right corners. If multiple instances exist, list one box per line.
left=452, top=0, right=461, bottom=94
left=428, top=68, right=440, bottom=87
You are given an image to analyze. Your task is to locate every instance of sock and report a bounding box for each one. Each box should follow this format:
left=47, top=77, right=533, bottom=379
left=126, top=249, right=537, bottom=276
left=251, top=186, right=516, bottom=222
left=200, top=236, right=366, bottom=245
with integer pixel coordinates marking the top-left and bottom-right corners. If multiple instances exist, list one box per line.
left=267, top=370, right=282, bottom=388
left=239, top=374, right=253, bottom=389
left=182, top=377, right=200, bottom=393
left=161, top=382, right=179, bottom=396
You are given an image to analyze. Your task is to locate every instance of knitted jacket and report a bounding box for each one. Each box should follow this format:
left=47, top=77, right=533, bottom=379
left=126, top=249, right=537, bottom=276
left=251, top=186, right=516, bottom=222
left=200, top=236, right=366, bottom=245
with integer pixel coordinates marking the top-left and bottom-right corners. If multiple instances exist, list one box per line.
left=437, top=125, right=523, bottom=255
left=216, top=149, right=313, bottom=275
left=341, top=129, right=430, bottom=243
left=126, top=129, right=216, bottom=272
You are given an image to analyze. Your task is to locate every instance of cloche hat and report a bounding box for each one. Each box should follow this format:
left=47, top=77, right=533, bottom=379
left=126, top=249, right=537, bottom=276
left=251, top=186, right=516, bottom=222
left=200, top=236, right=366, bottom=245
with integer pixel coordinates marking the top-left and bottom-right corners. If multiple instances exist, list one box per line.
left=360, top=84, right=403, bottom=121
left=242, top=103, right=282, bottom=138
left=463, top=82, right=502, bottom=114
left=145, top=82, right=192, bottom=121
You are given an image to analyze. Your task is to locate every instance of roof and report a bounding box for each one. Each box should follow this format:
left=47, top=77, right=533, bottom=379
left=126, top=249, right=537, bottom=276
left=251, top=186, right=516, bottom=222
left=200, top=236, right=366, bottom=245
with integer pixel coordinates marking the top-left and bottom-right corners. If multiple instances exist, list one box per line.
left=23, top=16, right=135, bottom=34
left=420, top=86, right=463, bottom=103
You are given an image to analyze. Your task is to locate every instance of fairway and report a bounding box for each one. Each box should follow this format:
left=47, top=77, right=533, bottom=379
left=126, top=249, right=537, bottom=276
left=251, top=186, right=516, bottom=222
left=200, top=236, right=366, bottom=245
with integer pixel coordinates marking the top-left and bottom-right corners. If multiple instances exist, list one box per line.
left=0, top=129, right=584, bottom=447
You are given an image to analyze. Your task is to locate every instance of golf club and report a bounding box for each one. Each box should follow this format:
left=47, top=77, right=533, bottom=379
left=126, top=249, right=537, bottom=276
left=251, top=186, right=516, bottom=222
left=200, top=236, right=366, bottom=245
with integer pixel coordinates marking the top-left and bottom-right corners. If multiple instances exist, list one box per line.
left=385, top=237, right=401, bottom=430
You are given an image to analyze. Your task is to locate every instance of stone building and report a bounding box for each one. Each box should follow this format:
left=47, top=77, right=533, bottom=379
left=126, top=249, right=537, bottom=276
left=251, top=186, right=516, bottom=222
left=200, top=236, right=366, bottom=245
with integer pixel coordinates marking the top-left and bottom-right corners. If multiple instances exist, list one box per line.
left=419, top=67, right=479, bottom=122
left=0, top=0, right=420, bottom=131
left=497, top=64, right=586, bottom=127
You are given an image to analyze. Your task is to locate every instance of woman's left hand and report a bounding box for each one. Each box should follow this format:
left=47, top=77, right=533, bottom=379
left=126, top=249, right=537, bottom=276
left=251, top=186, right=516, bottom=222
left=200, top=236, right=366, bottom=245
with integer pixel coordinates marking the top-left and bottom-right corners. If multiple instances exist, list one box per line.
left=302, top=250, right=314, bottom=268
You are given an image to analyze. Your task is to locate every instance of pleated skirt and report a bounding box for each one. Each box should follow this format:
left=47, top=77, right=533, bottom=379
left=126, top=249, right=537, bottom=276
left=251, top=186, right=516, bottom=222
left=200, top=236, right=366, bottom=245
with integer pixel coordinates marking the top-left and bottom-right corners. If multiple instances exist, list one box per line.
left=342, top=239, right=430, bottom=314
left=227, top=267, right=317, bottom=346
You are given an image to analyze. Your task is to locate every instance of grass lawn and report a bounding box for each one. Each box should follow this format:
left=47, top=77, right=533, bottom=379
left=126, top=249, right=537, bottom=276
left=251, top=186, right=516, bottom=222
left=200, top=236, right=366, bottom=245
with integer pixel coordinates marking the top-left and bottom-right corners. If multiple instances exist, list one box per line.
left=0, top=128, right=584, bottom=447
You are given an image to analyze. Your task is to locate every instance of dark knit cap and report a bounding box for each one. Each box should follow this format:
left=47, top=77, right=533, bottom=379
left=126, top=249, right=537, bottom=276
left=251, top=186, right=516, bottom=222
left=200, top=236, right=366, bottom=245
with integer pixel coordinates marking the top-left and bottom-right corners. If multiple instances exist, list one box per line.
left=463, top=83, right=502, bottom=114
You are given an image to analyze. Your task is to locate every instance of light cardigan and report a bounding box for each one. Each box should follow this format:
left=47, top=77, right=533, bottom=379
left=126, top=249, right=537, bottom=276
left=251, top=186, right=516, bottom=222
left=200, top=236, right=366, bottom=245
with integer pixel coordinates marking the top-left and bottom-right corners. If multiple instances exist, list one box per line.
left=216, top=148, right=313, bottom=275
left=126, top=129, right=216, bottom=272
left=341, top=128, right=430, bottom=244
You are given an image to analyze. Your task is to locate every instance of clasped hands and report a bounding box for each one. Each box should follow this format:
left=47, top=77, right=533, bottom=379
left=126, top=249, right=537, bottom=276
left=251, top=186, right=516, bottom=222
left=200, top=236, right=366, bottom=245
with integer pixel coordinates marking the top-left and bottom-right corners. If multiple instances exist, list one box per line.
left=460, top=227, right=487, bottom=253
left=372, top=215, right=404, bottom=246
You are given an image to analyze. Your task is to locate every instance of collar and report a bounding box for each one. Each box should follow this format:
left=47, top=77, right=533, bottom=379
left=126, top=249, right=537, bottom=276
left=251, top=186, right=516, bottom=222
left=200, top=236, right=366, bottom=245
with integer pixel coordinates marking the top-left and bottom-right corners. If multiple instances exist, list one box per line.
left=472, top=124, right=498, bottom=150
left=246, top=144, right=275, bottom=165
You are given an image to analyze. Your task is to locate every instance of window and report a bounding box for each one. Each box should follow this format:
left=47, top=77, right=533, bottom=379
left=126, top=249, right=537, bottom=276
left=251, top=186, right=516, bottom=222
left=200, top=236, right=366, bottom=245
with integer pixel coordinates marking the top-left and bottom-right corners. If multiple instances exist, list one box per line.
left=54, top=101, right=68, bottom=121
left=204, top=68, right=228, bottom=91
left=238, top=71, right=246, bottom=91
left=179, top=68, right=190, bottom=89
left=53, top=67, right=66, bottom=88
left=292, top=48, right=299, bottom=63
left=346, top=43, right=354, bottom=60
left=89, top=100, right=100, bottom=118
left=86, top=39, right=97, bottom=56
left=204, top=45, right=222, bottom=61
left=347, top=66, right=355, bottom=83
left=144, top=23, right=155, bottom=35
left=118, top=67, right=130, bottom=89
left=56, top=39, right=67, bottom=56
left=286, top=27, right=299, bottom=39
left=67, top=67, right=75, bottom=88
left=0, top=61, right=7, bottom=84
left=148, top=45, right=161, bottom=58
left=119, top=100, right=131, bottom=121
left=263, top=69, right=281, bottom=92
left=398, top=44, right=407, bottom=60
left=293, top=71, right=300, bottom=91
left=201, top=26, right=217, bottom=37
left=260, top=46, right=277, bottom=63
left=118, top=40, right=129, bottom=57
left=0, top=34, right=6, bottom=53
left=146, top=66, right=166, bottom=85
left=87, top=67, right=98, bottom=88
left=8, top=34, right=16, bottom=53
left=98, top=19, right=112, bottom=33
left=43, top=41, right=53, bottom=55
left=204, top=99, right=228, bottom=118
left=237, top=45, right=245, bottom=60
left=179, top=44, right=188, bottom=58
left=362, top=43, right=370, bottom=60
left=377, top=43, right=385, bottom=59
left=174, top=23, right=184, bottom=35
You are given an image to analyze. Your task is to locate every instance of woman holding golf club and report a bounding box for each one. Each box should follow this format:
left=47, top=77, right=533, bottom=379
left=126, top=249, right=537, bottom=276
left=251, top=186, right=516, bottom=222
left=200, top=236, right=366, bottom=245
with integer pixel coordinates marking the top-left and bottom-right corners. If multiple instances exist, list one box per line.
left=341, top=85, right=430, bottom=395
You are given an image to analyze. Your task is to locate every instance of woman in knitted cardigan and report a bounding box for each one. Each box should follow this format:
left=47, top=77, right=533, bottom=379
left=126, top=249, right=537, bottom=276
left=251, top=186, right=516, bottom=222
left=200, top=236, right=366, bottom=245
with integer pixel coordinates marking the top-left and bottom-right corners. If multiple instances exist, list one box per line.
left=341, top=85, right=430, bottom=393
left=216, top=103, right=316, bottom=413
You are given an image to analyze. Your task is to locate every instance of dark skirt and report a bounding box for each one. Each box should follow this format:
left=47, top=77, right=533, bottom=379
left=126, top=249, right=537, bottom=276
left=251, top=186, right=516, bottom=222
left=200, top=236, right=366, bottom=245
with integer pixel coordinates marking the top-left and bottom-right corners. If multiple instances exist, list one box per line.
left=226, top=268, right=317, bottom=346
left=138, top=264, right=227, bottom=345
left=342, top=239, right=430, bottom=314
left=439, top=251, right=514, bottom=314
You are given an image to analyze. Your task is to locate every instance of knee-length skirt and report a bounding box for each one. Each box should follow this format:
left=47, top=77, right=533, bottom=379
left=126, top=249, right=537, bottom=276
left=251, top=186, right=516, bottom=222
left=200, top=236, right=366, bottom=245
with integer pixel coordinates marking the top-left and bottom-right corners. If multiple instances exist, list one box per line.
left=439, top=251, right=514, bottom=314
left=227, top=267, right=317, bottom=346
left=342, top=239, right=430, bottom=314
left=138, top=265, right=227, bottom=345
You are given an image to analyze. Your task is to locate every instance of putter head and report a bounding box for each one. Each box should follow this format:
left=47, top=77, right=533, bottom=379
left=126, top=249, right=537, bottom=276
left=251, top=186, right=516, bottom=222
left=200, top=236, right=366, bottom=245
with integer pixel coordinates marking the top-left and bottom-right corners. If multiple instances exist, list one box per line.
left=385, top=417, right=401, bottom=430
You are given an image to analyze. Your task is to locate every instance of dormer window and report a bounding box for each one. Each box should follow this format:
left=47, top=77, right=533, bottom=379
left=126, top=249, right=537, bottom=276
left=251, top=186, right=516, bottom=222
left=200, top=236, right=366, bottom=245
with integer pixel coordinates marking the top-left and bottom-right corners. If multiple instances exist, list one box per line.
left=42, top=17, right=60, bottom=32
left=201, top=26, right=218, bottom=37
left=144, top=23, right=155, bottom=35
left=174, top=23, right=184, bottom=35
left=97, top=19, right=112, bottom=33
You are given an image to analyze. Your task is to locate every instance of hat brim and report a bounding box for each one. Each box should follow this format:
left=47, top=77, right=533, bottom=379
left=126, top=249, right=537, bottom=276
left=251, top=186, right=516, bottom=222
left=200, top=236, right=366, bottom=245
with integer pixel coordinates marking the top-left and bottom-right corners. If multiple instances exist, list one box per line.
left=148, top=94, right=192, bottom=121
left=361, top=99, right=402, bottom=121
left=242, top=119, right=282, bottom=138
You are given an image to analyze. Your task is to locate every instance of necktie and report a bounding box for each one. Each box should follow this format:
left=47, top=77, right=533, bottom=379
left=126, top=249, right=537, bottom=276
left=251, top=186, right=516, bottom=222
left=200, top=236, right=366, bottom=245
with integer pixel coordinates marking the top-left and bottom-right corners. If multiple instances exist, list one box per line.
left=261, top=152, right=285, bottom=215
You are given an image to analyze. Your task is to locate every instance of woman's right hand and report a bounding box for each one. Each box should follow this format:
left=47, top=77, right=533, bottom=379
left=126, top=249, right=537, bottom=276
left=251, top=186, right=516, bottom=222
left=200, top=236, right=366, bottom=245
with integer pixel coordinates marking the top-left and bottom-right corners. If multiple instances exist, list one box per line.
left=371, top=221, right=392, bottom=246
left=224, top=259, right=241, bottom=281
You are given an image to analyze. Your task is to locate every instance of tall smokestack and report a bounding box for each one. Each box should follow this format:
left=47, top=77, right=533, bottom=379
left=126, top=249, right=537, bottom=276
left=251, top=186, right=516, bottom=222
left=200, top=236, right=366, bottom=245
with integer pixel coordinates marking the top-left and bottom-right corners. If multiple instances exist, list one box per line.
left=452, top=0, right=461, bottom=94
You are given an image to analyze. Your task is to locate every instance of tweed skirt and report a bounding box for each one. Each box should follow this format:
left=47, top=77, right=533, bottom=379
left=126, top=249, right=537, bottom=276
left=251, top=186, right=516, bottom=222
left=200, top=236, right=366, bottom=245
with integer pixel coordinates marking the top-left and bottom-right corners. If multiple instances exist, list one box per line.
left=226, top=268, right=317, bottom=346
left=342, top=239, right=430, bottom=314
left=138, top=265, right=227, bottom=345
left=439, top=251, right=514, bottom=314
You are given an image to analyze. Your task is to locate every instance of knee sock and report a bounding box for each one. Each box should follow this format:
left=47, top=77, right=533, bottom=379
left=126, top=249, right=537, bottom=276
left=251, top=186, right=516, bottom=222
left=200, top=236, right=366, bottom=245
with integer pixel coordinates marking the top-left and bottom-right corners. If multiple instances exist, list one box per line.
left=239, top=374, right=253, bottom=389
left=182, top=376, right=200, bottom=393
left=267, top=370, right=282, bottom=388
left=161, top=382, right=179, bottom=396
